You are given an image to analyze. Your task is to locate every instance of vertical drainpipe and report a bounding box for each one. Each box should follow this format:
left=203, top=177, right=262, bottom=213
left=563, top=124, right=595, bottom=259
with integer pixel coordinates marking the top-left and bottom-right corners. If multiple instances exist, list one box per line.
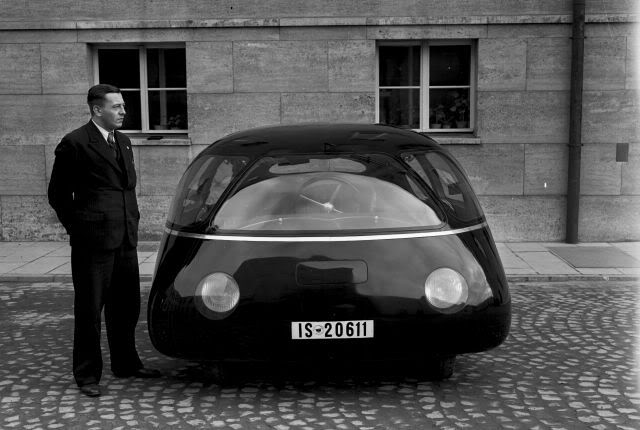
left=566, top=0, right=586, bottom=243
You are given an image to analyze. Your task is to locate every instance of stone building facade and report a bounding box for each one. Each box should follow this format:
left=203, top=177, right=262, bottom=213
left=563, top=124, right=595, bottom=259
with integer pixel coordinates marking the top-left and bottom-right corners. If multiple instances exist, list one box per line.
left=0, top=0, right=638, bottom=242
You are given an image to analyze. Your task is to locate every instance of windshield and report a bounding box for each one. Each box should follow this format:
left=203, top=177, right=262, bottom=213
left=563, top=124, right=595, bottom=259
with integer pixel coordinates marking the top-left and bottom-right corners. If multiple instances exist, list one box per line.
left=212, top=154, right=444, bottom=232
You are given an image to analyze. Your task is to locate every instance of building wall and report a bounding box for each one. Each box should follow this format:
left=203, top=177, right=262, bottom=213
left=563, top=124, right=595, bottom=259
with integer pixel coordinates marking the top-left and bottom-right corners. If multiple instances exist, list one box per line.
left=0, top=1, right=638, bottom=242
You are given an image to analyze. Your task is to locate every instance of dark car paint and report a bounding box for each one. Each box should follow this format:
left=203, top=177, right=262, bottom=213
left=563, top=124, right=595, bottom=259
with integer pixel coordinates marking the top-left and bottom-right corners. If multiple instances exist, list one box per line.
left=148, top=228, right=510, bottom=361
left=203, top=124, right=435, bottom=157
left=148, top=123, right=511, bottom=363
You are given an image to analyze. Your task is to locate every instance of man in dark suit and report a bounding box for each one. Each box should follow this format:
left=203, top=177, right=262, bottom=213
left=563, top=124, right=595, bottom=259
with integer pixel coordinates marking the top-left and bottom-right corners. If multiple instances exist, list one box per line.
left=48, top=84, right=160, bottom=398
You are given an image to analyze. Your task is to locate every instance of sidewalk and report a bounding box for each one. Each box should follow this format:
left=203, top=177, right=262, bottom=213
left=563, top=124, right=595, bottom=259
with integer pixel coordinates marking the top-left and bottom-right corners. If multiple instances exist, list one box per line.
left=0, top=241, right=639, bottom=282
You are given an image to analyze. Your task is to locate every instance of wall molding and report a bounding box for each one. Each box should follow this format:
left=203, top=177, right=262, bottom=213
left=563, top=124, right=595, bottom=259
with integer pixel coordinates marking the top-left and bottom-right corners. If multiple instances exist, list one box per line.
left=0, top=14, right=638, bottom=31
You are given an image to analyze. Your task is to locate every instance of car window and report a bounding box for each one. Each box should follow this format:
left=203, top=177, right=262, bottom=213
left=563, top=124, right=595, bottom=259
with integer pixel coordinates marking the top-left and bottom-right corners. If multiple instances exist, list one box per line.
left=401, top=154, right=435, bottom=189
left=167, top=154, right=249, bottom=229
left=212, top=154, right=444, bottom=232
left=401, top=151, right=483, bottom=224
left=269, top=157, right=366, bottom=174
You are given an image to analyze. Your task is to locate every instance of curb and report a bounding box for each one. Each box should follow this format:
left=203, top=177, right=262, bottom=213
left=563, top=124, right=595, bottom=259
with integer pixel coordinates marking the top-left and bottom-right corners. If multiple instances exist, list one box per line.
left=506, top=275, right=640, bottom=283
left=0, top=274, right=638, bottom=283
left=0, top=275, right=155, bottom=283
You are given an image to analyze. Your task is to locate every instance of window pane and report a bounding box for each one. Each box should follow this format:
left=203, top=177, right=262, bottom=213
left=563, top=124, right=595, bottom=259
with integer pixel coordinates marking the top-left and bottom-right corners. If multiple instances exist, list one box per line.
left=98, top=49, right=140, bottom=88
left=121, top=90, right=141, bottom=130
left=167, top=155, right=249, bottom=229
left=214, top=155, right=443, bottom=232
left=422, top=151, right=483, bottom=223
left=149, top=90, right=188, bottom=130
left=401, top=151, right=484, bottom=224
left=401, top=153, right=435, bottom=190
left=379, top=45, right=420, bottom=86
left=147, top=48, right=186, bottom=88
left=429, top=89, right=470, bottom=129
left=379, top=89, right=420, bottom=129
left=429, top=45, right=470, bottom=86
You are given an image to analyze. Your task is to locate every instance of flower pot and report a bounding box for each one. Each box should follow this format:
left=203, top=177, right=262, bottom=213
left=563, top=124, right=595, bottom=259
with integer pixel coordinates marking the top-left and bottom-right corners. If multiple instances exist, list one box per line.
left=431, top=124, right=442, bottom=129
left=456, top=121, right=469, bottom=128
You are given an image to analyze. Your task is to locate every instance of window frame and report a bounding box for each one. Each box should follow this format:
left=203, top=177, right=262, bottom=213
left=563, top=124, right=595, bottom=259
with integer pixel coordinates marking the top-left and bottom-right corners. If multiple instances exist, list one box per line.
left=92, top=43, right=188, bottom=135
left=376, top=40, right=476, bottom=134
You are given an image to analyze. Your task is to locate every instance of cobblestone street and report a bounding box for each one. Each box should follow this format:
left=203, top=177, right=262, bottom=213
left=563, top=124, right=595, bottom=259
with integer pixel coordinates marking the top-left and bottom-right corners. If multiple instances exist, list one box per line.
left=0, top=281, right=638, bottom=429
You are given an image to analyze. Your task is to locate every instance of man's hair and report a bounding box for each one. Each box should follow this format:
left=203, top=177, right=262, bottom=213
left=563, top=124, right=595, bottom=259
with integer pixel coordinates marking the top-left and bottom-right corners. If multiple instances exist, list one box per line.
left=87, top=84, right=121, bottom=115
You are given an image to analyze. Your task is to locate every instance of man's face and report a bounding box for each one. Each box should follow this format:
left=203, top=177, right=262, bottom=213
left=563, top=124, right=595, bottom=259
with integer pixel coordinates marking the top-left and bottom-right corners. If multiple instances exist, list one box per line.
left=93, top=92, right=126, bottom=130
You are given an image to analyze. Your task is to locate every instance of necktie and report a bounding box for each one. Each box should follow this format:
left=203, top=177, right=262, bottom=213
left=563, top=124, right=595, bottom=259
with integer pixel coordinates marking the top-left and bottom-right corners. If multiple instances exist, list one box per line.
left=107, top=132, right=118, bottom=159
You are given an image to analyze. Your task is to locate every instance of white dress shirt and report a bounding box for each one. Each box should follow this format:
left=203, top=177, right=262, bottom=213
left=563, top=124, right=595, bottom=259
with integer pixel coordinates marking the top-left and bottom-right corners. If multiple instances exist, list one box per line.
left=92, top=120, right=113, bottom=143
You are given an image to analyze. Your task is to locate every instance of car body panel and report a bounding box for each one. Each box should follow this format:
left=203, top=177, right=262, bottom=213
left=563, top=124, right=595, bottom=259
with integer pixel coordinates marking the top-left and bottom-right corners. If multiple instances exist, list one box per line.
left=148, top=123, right=511, bottom=364
left=149, top=227, right=509, bottom=361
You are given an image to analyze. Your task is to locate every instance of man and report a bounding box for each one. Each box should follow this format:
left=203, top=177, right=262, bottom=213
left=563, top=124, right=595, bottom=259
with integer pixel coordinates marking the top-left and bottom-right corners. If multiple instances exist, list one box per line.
left=48, top=84, right=160, bottom=398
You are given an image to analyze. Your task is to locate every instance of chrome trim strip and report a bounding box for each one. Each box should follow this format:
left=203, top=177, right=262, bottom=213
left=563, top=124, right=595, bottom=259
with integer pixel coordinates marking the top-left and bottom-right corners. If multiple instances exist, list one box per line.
left=164, top=223, right=488, bottom=242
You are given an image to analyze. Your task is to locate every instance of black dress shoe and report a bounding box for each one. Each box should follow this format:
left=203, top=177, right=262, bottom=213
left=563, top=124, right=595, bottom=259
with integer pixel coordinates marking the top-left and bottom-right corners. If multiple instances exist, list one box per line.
left=79, top=384, right=102, bottom=397
left=113, top=367, right=161, bottom=379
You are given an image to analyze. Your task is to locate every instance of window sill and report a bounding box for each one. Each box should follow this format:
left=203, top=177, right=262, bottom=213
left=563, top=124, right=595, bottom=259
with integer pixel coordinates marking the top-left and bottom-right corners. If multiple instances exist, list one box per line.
left=130, top=136, right=192, bottom=146
left=418, top=133, right=482, bottom=145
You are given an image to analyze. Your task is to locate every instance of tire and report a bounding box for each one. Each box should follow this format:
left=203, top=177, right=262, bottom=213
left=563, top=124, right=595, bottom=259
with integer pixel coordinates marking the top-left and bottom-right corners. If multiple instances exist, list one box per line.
left=420, top=355, right=456, bottom=381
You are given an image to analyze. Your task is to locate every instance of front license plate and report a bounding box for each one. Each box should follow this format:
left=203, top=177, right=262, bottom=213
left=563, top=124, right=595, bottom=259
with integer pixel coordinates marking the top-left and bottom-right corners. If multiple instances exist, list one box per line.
left=291, top=320, right=374, bottom=340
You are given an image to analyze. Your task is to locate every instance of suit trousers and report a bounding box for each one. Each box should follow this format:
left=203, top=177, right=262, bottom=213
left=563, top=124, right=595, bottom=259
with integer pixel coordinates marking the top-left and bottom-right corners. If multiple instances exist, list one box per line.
left=71, top=244, right=143, bottom=387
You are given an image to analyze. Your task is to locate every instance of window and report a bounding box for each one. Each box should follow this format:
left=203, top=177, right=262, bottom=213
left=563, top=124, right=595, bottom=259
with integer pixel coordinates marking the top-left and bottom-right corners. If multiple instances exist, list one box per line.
left=94, top=45, right=187, bottom=134
left=377, top=41, right=475, bottom=133
left=167, top=155, right=249, bottom=229
left=212, top=154, right=444, bottom=233
left=401, top=151, right=484, bottom=224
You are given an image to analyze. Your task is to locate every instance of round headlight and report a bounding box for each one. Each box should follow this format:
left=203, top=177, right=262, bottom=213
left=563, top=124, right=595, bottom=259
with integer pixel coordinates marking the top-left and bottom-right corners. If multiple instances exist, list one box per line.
left=196, top=272, right=240, bottom=317
left=424, top=268, right=469, bottom=312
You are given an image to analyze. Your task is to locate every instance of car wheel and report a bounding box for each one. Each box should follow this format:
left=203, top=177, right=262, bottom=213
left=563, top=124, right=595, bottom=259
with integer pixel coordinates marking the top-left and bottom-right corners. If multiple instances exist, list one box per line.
left=421, top=355, right=456, bottom=381
left=207, top=361, right=236, bottom=385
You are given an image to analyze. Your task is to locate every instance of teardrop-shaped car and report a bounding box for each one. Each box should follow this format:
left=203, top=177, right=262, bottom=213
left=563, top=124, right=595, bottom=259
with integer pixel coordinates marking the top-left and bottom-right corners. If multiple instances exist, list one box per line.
left=148, top=123, right=510, bottom=379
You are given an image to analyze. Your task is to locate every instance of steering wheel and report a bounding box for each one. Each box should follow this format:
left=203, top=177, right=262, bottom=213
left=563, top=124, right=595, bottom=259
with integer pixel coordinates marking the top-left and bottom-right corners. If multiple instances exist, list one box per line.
left=298, top=175, right=360, bottom=214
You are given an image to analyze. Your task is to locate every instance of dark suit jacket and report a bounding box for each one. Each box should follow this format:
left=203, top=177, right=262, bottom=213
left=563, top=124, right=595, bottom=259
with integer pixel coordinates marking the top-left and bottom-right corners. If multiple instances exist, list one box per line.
left=48, top=121, right=139, bottom=250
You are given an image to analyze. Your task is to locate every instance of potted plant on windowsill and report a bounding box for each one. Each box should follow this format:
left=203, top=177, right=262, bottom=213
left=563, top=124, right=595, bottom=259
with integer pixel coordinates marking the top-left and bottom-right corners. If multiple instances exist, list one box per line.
left=430, top=104, right=447, bottom=129
left=449, top=92, right=469, bottom=129
left=168, top=114, right=185, bottom=130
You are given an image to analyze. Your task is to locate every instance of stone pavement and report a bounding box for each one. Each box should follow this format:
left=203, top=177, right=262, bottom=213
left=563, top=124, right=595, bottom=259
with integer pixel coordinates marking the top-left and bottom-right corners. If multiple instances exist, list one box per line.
left=1, top=280, right=639, bottom=429
left=0, top=241, right=639, bottom=282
